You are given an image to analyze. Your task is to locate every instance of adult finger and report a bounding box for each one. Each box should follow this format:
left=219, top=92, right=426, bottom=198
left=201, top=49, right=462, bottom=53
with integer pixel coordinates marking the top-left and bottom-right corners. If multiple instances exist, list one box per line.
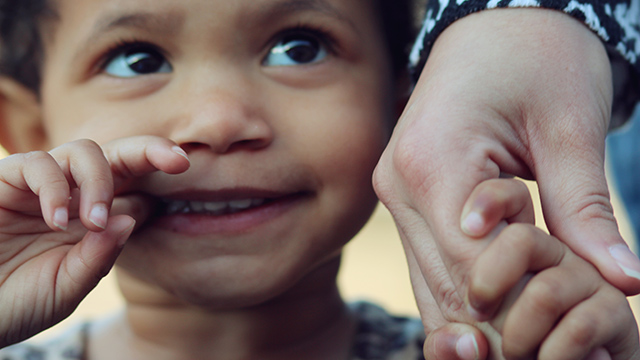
left=533, top=118, right=640, bottom=295
left=401, top=229, right=495, bottom=359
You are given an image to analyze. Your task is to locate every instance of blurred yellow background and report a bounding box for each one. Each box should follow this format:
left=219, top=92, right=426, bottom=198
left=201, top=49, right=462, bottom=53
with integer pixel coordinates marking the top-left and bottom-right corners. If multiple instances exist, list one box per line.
left=0, top=145, right=637, bottom=341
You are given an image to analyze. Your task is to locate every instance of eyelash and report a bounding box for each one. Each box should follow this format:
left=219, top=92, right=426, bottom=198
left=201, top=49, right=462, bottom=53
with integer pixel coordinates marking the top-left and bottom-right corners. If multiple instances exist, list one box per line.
left=96, top=37, right=167, bottom=73
left=269, top=23, right=339, bottom=55
left=93, top=23, right=339, bottom=73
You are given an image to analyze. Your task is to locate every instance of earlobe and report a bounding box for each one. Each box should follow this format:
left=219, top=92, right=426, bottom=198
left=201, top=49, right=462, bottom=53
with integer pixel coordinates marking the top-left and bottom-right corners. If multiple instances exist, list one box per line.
left=0, top=76, right=47, bottom=153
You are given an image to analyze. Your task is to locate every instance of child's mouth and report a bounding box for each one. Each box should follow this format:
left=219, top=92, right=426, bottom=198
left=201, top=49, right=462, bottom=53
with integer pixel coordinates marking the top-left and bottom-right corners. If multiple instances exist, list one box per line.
left=138, top=189, right=312, bottom=235
left=160, top=198, right=269, bottom=216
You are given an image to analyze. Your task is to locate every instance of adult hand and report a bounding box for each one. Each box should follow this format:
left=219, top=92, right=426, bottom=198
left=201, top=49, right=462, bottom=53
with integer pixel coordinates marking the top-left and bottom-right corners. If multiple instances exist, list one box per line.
left=373, top=7, right=640, bottom=356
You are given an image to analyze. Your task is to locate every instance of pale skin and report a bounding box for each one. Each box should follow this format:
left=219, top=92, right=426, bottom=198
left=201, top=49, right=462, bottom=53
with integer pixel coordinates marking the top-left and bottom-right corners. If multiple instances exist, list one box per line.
left=374, top=7, right=640, bottom=358
left=0, top=1, right=636, bottom=359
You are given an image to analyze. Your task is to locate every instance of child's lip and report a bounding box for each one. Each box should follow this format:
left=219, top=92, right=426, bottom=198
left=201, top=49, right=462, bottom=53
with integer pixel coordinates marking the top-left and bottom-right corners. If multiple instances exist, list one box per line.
left=137, top=188, right=313, bottom=235
left=153, top=187, right=303, bottom=203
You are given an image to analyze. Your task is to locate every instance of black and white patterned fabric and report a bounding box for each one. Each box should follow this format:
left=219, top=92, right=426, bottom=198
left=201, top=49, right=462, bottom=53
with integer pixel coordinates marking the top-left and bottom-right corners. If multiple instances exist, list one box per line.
left=411, top=0, right=640, bottom=127
left=0, top=302, right=425, bottom=360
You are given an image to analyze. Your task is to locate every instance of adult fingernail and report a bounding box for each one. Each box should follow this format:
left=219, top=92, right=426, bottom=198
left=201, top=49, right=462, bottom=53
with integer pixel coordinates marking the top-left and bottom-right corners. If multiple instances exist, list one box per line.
left=53, top=207, right=68, bottom=231
left=461, top=211, right=484, bottom=235
left=89, top=203, right=109, bottom=230
left=456, top=333, right=479, bottom=360
left=609, top=244, right=640, bottom=281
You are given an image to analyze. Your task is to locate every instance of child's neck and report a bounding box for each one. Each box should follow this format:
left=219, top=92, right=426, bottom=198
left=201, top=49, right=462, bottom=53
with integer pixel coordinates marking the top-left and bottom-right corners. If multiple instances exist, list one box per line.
left=89, top=258, right=356, bottom=360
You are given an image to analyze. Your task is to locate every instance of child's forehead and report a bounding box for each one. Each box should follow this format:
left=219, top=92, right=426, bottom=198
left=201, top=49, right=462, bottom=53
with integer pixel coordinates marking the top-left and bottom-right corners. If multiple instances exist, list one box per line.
left=49, top=0, right=377, bottom=50
left=53, top=0, right=372, bottom=24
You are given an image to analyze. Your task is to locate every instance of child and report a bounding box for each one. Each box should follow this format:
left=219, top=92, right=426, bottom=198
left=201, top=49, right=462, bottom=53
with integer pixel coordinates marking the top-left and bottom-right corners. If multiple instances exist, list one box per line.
left=0, top=0, right=635, bottom=359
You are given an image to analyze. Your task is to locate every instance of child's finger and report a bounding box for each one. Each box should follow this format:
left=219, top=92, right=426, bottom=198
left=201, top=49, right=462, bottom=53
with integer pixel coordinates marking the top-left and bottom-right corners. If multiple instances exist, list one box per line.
left=0, top=152, right=71, bottom=231
left=49, top=140, right=115, bottom=232
left=423, top=323, right=488, bottom=360
left=500, top=254, right=603, bottom=358
left=101, top=136, right=190, bottom=191
left=537, top=288, right=637, bottom=360
left=110, top=194, right=158, bottom=230
left=59, top=215, right=135, bottom=310
left=467, top=223, right=565, bottom=320
left=461, top=178, right=534, bottom=237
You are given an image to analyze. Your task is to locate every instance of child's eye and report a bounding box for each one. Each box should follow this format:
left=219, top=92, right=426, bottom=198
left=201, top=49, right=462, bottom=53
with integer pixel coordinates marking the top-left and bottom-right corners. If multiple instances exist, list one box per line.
left=264, top=33, right=328, bottom=66
left=104, top=46, right=172, bottom=78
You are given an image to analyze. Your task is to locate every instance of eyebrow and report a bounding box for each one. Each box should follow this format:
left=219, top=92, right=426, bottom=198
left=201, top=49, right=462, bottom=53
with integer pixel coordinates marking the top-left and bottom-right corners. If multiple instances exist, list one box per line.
left=74, top=10, right=184, bottom=63
left=256, top=0, right=357, bottom=31
left=92, top=10, right=185, bottom=37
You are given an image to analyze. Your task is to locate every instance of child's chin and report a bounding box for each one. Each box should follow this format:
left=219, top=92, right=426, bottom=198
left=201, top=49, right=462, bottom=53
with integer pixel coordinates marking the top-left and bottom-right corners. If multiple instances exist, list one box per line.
left=118, top=258, right=303, bottom=309
left=161, top=278, right=297, bottom=311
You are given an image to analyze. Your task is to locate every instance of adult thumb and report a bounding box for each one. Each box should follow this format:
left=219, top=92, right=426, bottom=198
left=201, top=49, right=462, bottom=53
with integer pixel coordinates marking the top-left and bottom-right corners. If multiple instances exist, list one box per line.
left=534, top=131, right=640, bottom=295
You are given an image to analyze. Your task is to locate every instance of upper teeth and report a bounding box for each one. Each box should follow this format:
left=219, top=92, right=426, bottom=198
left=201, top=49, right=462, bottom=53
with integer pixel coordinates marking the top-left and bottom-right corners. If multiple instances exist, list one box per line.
left=164, top=198, right=266, bottom=215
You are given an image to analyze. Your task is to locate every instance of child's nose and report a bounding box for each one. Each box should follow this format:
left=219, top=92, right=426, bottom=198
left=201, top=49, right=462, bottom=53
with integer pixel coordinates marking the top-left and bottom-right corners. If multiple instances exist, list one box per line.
left=169, top=87, right=274, bottom=154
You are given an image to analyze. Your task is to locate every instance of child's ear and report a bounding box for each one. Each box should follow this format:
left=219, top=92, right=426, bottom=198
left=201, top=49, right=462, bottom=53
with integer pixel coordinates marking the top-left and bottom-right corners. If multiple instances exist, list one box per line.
left=0, top=76, right=48, bottom=154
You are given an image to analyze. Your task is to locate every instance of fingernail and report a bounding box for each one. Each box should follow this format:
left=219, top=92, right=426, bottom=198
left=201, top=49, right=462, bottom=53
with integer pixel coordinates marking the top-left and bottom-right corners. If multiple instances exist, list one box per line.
left=609, top=244, right=640, bottom=281
left=89, top=203, right=109, bottom=230
left=53, top=207, right=68, bottom=231
left=117, top=220, right=136, bottom=247
left=461, top=211, right=484, bottom=235
left=172, top=146, right=189, bottom=162
left=456, top=333, right=479, bottom=360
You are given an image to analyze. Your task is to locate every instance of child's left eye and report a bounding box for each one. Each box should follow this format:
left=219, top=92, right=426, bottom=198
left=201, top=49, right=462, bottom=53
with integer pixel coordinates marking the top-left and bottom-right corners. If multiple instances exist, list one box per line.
left=263, top=33, right=328, bottom=66
left=104, top=46, right=172, bottom=78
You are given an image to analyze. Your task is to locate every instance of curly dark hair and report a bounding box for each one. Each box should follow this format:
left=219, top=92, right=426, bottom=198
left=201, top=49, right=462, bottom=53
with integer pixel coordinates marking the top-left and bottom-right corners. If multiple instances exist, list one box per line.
left=0, top=0, right=416, bottom=93
left=376, top=0, right=417, bottom=76
left=0, top=0, right=53, bottom=91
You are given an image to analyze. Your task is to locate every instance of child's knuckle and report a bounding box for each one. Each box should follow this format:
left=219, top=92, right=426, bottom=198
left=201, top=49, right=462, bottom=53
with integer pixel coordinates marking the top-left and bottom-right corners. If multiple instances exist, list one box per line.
left=71, top=139, right=100, bottom=150
left=23, top=150, right=51, bottom=162
left=47, top=177, right=69, bottom=190
left=563, top=315, right=598, bottom=348
left=526, top=276, right=565, bottom=315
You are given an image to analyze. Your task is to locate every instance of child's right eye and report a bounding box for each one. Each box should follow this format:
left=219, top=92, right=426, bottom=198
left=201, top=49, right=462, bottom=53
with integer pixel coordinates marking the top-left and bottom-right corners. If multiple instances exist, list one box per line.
left=103, top=45, right=172, bottom=78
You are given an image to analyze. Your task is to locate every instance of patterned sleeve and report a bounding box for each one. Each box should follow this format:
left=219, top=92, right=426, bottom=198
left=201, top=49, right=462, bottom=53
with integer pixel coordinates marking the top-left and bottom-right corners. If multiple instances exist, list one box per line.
left=410, top=0, right=640, bottom=128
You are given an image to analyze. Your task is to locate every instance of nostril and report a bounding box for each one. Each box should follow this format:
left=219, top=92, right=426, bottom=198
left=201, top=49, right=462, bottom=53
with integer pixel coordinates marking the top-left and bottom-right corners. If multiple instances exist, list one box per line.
left=178, top=138, right=269, bottom=154
left=179, top=142, right=210, bottom=153
left=225, top=138, right=270, bottom=153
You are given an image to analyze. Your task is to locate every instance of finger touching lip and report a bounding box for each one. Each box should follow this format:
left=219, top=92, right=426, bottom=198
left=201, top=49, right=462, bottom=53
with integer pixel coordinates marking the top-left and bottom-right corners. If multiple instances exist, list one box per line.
left=111, top=193, right=158, bottom=230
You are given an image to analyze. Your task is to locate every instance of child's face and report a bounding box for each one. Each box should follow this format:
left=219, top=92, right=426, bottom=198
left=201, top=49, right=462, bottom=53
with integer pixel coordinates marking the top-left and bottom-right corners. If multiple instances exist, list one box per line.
left=37, top=0, right=397, bottom=307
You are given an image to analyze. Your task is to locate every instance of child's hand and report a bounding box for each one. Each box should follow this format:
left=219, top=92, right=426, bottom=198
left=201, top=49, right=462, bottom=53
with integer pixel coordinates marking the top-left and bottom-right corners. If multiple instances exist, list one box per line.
left=463, top=179, right=640, bottom=359
left=0, top=137, right=189, bottom=347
